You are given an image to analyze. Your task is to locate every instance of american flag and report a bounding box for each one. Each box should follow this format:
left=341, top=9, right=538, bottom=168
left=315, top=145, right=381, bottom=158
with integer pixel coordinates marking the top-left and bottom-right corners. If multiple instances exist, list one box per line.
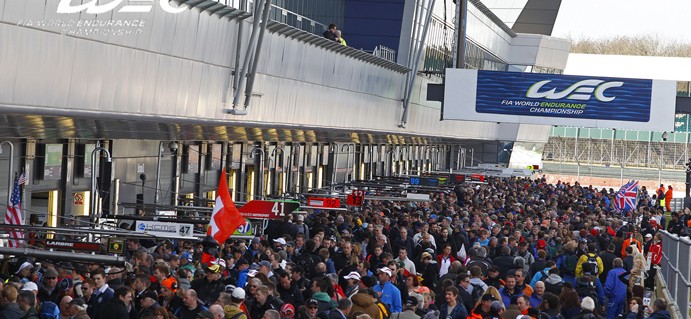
left=615, top=180, right=639, bottom=213
left=4, top=174, right=24, bottom=247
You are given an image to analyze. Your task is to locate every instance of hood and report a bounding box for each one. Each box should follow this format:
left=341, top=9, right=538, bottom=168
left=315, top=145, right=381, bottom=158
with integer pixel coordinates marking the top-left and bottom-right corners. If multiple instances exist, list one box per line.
left=224, top=305, right=244, bottom=318
left=3, top=303, right=23, bottom=315
left=351, top=292, right=376, bottom=307
left=312, top=292, right=332, bottom=303
left=545, top=274, right=562, bottom=284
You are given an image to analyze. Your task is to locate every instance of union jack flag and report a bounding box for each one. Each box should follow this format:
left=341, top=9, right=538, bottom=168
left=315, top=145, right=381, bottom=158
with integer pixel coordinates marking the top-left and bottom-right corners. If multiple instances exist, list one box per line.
left=615, top=180, right=639, bottom=213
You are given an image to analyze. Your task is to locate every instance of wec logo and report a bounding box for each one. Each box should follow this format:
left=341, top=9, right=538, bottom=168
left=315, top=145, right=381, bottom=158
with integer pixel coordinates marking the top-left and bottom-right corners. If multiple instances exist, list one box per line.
left=57, top=0, right=186, bottom=14
left=526, top=79, right=624, bottom=102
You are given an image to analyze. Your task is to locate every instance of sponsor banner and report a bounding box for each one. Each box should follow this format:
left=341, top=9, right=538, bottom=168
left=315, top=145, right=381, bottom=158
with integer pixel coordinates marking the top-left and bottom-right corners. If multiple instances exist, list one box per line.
left=135, top=221, right=194, bottom=238
left=442, top=69, right=676, bottom=131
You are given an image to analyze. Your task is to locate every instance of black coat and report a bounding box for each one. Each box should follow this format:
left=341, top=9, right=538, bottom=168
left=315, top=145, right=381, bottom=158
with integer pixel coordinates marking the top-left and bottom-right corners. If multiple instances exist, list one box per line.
left=98, top=298, right=130, bottom=319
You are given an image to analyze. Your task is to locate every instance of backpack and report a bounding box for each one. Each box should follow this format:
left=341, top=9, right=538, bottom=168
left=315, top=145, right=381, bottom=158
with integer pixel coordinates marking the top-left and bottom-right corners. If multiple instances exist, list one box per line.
left=376, top=301, right=391, bottom=319
left=575, top=276, right=599, bottom=306
left=561, top=253, right=578, bottom=276
left=585, top=253, right=600, bottom=275
left=469, top=283, right=484, bottom=305
left=294, top=253, right=316, bottom=278
left=544, top=279, right=563, bottom=295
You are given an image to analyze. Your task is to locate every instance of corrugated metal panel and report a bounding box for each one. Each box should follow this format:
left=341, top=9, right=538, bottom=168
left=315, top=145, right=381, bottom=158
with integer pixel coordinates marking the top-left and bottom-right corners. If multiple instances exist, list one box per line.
left=0, top=0, right=550, bottom=143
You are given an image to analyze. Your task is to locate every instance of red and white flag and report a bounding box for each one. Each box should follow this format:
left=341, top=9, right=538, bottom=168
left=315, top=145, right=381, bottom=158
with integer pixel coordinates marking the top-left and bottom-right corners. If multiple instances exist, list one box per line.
left=5, top=174, right=24, bottom=247
left=207, top=168, right=245, bottom=244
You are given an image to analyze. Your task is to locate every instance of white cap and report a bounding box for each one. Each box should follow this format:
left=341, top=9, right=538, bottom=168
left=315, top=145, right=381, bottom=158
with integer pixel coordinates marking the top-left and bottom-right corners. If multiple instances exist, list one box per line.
left=273, top=238, right=287, bottom=245
left=343, top=271, right=361, bottom=281
left=645, top=233, right=653, bottom=238
left=15, top=262, right=33, bottom=274
left=232, top=287, right=246, bottom=299
left=21, top=282, right=38, bottom=292
left=377, top=267, right=392, bottom=277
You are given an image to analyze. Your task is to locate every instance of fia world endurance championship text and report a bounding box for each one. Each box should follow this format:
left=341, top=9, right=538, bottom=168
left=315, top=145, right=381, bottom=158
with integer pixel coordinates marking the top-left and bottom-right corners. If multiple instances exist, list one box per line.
left=500, top=99, right=586, bottom=115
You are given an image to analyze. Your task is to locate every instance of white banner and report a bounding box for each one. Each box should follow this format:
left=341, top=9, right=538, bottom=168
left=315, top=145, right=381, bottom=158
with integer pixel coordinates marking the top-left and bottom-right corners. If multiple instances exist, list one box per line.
left=135, top=221, right=194, bottom=238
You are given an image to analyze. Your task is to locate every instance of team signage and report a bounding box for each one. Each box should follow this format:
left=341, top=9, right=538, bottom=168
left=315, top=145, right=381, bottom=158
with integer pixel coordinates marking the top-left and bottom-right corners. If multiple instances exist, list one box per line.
left=346, top=190, right=365, bottom=206
left=135, top=221, right=194, bottom=238
left=232, top=219, right=254, bottom=237
left=307, top=197, right=341, bottom=208
left=45, top=240, right=101, bottom=252
left=238, top=200, right=300, bottom=220
left=442, top=69, right=675, bottom=131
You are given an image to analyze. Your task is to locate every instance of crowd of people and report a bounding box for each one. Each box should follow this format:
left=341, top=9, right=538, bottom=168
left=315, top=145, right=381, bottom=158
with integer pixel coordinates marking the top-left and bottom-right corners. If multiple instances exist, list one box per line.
left=1, top=176, right=687, bottom=319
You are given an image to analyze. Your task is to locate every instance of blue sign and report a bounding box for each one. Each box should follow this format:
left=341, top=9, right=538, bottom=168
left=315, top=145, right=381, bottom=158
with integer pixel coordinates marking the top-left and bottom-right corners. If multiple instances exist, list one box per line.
left=474, top=71, right=653, bottom=122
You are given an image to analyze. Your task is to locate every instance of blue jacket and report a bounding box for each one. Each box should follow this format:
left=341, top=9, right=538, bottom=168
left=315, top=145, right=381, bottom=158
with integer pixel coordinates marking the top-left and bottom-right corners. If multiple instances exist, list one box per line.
left=373, top=281, right=403, bottom=313
left=529, top=267, right=551, bottom=288
left=499, top=287, right=523, bottom=308
left=237, top=268, right=249, bottom=288
left=529, top=294, right=543, bottom=308
left=604, top=267, right=627, bottom=301
left=440, top=302, right=468, bottom=319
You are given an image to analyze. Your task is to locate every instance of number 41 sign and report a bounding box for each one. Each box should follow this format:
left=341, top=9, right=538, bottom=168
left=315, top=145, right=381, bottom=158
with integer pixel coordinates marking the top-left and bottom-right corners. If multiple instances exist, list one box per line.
left=238, top=200, right=300, bottom=220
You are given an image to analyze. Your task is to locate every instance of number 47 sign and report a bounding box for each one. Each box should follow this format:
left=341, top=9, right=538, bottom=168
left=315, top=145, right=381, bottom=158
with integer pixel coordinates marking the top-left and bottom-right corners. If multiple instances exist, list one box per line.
left=238, top=200, right=300, bottom=220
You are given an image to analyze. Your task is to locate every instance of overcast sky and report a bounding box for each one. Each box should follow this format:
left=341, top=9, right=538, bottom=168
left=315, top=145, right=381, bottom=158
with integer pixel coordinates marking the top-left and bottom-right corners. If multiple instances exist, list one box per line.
left=552, top=0, right=691, bottom=43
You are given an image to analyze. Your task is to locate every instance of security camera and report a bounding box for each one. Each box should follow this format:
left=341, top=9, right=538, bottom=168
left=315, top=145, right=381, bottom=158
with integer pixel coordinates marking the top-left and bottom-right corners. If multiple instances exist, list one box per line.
left=168, top=142, right=179, bottom=153
left=662, top=131, right=669, bottom=141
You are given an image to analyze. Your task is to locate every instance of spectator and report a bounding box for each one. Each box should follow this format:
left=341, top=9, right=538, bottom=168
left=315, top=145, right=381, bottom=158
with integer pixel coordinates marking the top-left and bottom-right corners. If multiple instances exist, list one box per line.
left=97, top=286, right=133, bottom=319
left=323, top=24, right=339, bottom=42
left=175, top=289, right=208, bottom=319
left=372, top=267, right=402, bottom=313
left=0, top=285, right=23, bottom=319
left=439, top=287, right=467, bottom=319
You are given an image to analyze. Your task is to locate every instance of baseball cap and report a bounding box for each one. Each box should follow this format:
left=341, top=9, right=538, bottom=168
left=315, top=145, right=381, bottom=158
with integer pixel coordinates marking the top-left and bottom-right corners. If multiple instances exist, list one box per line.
left=306, top=299, right=319, bottom=307
left=251, top=237, right=261, bottom=244
left=281, top=304, right=296, bottom=317
left=236, top=258, right=249, bottom=266
left=69, top=298, right=86, bottom=311
left=21, top=282, right=38, bottom=292
left=142, top=290, right=159, bottom=301
left=490, top=300, right=504, bottom=312
left=258, top=260, right=272, bottom=268
left=405, top=296, right=418, bottom=307
left=161, top=277, right=178, bottom=292
left=481, top=294, right=496, bottom=302
left=645, top=233, right=653, bottom=238
left=273, top=238, right=287, bottom=245
left=377, top=267, right=392, bottom=277
left=343, top=271, right=361, bottom=281
left=536, top=239, right=547, bottom=249
left=15, top=262, right=34, bottom=274
left=204, top=264, right=221, bottom=274
left=181, top=251, right=193, bottom=262
left=232, top=287, right=246, bottom=299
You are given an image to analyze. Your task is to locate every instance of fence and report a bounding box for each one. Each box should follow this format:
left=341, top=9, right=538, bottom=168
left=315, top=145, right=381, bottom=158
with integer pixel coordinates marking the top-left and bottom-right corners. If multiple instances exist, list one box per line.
left=659, top=230, right=691, bottom=319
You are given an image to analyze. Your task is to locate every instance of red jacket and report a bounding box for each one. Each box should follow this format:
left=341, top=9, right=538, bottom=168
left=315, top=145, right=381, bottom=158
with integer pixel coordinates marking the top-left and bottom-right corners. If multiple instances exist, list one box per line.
left=650, top=242, right=663, bottom=265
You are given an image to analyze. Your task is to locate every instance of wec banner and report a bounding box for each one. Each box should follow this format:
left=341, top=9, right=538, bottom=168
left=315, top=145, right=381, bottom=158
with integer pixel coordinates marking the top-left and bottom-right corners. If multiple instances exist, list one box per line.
left=442, top=69, right=676, bottom=131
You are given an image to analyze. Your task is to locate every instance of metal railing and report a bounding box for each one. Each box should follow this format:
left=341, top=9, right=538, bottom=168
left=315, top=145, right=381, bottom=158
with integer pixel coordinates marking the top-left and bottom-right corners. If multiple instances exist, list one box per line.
left=373, top=45, right=397, bottom=63
left=659, top=230, right=691, bottom=319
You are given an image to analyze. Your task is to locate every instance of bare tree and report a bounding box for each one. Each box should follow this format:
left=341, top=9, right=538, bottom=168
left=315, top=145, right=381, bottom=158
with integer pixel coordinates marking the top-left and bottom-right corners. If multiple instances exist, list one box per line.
left=569, top=35, right=691, bottom=57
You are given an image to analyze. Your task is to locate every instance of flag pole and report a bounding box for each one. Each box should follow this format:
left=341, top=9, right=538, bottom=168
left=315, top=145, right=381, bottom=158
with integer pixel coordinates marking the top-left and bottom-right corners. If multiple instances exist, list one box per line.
left=0, top=141, right=14, bottom=204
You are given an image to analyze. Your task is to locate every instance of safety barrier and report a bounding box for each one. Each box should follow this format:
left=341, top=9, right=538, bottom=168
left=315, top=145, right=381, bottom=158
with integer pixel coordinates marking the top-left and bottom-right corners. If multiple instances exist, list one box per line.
left=659, top=230, right=691, bottom=319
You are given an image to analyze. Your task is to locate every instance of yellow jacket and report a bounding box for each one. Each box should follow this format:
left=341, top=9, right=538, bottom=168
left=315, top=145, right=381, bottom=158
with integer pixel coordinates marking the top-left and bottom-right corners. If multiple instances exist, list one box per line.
left=575, top=252, right=604, bottom=277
